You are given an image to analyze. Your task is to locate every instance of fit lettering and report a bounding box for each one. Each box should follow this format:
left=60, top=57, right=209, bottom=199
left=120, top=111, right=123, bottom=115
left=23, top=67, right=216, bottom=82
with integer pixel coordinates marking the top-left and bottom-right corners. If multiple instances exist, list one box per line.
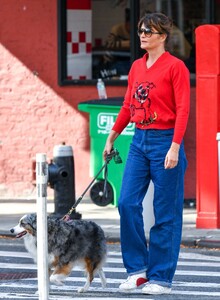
left=98, top=113, right=117, bottom=129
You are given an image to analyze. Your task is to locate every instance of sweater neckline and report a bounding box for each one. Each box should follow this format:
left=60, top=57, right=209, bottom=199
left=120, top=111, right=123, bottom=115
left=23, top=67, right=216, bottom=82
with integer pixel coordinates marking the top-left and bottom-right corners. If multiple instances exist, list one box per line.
left=144, top=51, right=169, bottom=70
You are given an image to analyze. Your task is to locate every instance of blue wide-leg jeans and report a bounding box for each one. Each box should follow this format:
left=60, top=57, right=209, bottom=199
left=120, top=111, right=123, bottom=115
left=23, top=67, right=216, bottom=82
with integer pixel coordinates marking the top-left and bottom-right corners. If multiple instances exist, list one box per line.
left=118, top=128, right=187, bottom=288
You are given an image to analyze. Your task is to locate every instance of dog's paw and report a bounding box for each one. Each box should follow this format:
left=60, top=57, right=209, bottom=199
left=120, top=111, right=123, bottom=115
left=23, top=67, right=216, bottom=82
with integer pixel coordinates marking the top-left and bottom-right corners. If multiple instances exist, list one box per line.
left=50, top=278, right=64, bottom=286
left=77, top=282, right=90, bottom=293
left=50, top=280, right=64, bottom=286
left=77, top=287, right=87, bottom=293
left=102, top=281, right=107, bottom=289
left=50, top=274, right=64, bottom=286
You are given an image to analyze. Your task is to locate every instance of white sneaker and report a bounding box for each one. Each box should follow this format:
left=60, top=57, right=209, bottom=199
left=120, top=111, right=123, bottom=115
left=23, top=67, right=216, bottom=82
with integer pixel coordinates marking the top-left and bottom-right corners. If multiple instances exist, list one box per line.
left=142, top=282, right=171, bottom=294
left=119, top=273, right=148, bottom=291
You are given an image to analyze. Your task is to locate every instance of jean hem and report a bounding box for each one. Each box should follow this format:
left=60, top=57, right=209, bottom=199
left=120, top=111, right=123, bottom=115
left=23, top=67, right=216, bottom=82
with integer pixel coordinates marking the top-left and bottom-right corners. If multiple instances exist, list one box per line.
left=128, top=268, right=148, bottom=276
left=149, top=279, right=172, bottom=288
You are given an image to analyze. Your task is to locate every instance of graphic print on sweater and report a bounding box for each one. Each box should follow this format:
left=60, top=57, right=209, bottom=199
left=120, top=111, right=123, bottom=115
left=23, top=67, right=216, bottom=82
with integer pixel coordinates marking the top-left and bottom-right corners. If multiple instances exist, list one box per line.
left=130, top=81, right=157, bottom=125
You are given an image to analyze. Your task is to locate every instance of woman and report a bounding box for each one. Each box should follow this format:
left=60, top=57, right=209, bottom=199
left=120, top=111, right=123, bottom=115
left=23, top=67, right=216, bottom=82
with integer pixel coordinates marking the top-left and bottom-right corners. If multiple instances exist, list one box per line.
left=103, top=13, right=190, bottom=295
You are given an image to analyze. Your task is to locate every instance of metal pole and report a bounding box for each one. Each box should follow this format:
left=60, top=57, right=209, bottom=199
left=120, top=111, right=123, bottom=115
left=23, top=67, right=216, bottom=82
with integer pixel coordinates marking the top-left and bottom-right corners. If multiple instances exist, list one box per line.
left=36, top=153, right=49, bottom=300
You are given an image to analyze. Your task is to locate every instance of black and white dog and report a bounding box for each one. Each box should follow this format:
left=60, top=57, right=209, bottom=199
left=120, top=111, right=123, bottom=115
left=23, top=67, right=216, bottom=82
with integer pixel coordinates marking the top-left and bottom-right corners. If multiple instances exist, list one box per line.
left=10, top=213, right=107, bottom=293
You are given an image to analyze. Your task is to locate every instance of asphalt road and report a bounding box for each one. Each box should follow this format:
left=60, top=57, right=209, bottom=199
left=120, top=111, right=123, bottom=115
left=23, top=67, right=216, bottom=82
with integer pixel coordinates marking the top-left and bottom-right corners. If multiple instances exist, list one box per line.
left=0, top=238, right=220, bottom=300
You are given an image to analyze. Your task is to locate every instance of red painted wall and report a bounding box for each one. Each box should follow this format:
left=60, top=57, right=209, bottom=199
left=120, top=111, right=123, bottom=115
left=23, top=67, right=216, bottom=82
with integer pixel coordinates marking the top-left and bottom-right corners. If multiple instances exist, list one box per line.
left=0, top=1, right=195, bottom=200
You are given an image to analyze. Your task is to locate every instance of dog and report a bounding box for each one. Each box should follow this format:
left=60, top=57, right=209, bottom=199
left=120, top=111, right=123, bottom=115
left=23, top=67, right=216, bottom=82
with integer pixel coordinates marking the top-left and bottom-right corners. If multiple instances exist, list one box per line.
left=10, top=213, right=107, bottom=293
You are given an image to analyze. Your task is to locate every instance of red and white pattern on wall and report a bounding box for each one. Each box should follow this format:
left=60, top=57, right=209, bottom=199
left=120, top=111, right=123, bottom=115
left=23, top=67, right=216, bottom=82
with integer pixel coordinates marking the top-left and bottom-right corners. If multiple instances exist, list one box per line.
left=66, top=0, right=92, bottom=80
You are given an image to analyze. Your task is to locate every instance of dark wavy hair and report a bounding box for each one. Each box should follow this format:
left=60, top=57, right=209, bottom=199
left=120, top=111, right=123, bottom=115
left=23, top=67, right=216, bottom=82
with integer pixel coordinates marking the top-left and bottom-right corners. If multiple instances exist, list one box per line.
left=138, top=12, right=173, bottom=44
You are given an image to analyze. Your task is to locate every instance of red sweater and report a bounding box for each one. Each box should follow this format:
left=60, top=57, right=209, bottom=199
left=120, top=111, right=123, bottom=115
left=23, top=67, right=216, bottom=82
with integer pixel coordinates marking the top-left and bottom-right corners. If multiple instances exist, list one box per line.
left=112, top=52, right=190, bottom=144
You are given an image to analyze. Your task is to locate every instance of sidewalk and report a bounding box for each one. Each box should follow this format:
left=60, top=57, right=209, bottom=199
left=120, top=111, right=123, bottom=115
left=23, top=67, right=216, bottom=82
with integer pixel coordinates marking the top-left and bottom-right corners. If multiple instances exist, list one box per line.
left=0, top=198, right=220, bottom=248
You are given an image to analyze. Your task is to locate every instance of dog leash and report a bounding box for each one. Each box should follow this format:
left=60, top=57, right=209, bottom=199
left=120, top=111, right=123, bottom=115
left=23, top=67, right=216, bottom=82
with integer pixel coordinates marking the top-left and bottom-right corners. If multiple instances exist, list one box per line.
left=62, top=149, right=122, bottom=221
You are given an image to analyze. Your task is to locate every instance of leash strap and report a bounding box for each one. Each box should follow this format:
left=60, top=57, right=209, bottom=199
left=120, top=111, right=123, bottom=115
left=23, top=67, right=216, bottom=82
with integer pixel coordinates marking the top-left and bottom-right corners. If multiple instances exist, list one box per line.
left=103, top=161, right=109, bottom=198
left=63, top=149, right=122, bottom=221
left=63, top=159, right=109, bottom=220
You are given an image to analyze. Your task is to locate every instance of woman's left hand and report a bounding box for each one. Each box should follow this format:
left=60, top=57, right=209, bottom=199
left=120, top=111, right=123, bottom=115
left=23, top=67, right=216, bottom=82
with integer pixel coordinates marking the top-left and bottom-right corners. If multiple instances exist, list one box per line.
left=164, top=143, right=180, bottom=169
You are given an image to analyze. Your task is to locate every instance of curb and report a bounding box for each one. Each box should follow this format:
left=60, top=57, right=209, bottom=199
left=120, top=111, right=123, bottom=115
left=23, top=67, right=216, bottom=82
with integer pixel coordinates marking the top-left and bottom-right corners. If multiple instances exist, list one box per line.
left=194, top=239, right=220, bottom=249
left=181, top=238, right=220, bottom=249
left=1, top=232, right=220, bottom=249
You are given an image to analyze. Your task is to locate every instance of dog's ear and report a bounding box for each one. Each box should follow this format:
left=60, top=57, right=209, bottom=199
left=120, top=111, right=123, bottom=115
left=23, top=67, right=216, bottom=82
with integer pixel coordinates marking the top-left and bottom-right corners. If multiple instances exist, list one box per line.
left=29, top=213, right=37, bottom=226
left=21, top=214, right=37, bottom=236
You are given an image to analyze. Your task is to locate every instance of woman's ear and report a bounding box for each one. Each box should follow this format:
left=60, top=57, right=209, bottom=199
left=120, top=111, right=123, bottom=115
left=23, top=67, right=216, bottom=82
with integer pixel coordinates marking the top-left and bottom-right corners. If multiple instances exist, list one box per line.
left=160, top=33, right=167, bottom=43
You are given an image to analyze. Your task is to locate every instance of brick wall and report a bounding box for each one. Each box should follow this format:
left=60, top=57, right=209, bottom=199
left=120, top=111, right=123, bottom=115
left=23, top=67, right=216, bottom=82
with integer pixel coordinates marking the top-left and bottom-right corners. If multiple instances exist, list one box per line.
left=0, top=1, right=126, bottom=198
left=0, top=1, right=195, bottom=200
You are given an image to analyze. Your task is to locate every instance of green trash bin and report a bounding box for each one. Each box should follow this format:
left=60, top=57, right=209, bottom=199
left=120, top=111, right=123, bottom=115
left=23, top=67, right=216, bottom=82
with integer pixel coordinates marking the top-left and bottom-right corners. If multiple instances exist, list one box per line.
left=78, top=97, right=135, bottom=207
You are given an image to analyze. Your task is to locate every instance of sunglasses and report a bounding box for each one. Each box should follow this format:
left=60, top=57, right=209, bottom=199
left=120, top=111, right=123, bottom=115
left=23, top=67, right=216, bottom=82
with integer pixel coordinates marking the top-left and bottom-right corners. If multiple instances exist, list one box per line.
left=137, top=28, right=162, bottom=37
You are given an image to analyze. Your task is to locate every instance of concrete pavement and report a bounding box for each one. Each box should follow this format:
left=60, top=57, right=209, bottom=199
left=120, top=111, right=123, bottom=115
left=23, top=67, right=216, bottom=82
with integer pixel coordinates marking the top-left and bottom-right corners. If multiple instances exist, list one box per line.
left=0, top=198, right=220, bottom=248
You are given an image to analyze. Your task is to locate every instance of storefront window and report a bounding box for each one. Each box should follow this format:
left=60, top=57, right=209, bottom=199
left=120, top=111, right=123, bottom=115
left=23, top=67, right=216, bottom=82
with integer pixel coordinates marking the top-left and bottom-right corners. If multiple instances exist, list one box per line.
left=92, top=6, right=131, bottom=80
left=58, top=0, right=218, bottom=85
left=139, top=0, right=218, bottom=74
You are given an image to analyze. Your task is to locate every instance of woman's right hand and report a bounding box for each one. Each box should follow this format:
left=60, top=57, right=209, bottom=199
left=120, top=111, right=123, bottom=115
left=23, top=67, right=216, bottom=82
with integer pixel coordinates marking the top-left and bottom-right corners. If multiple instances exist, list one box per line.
left=103, top=130, right=119, bottom=161
left=103, top=140, right=114, bottom=161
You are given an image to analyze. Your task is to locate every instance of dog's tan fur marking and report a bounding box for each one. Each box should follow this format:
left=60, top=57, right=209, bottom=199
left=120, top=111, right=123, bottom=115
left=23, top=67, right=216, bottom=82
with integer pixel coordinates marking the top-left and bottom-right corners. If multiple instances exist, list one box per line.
left=85, top=257, right=95, bottom=283
left=51, top=256, right=59, bottom=267
left=53, top=263, right=73, bottom=276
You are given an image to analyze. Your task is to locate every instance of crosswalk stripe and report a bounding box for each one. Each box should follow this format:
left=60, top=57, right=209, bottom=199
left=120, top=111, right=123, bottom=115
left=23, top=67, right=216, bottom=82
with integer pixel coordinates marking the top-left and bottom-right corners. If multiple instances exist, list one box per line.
left=2, top=248, right=220, bottom=267
left=173, top=291, right=220, bottom=296
left=177, top=261, right=220, bottom=267
left=2, top=276, right=220, bottom=289
left=1, top=276, right=220, bottom=290
left=0, top=293, right=152, bottom=300
left=179, top=252, right=220, bottom=261
left=1, top=281, right=220, bottom=296
left=175, top=270, right=220, bottom=277
left=0, top=294, right=37, bottom=299
left=0, top=263, right=220, bottom=277
left=0, top=250, right=123, bottom=258
left=1, top=249, right=220, bottom=299
left=1, top=262, right=220, bottom=277
left=1, top=290, right=220, bottom=299
left=107, top=257, right=220, bottom=267
left=0, top=251, right=31, bottom=258
left=3, top=254, right=220, bottom=269
left=174, top=281, right=220, bottom=288
left=4, top=249, right=220, bottom=261
left=1, top=251, right=220, bottom=269
left=1, top=282, right=220, bottom=298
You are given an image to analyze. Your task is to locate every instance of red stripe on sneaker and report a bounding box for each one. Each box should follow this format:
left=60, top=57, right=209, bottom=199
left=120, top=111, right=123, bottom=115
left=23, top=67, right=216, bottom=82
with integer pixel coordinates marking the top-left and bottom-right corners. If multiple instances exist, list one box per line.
left=136, top=278, right=148, bottom=287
